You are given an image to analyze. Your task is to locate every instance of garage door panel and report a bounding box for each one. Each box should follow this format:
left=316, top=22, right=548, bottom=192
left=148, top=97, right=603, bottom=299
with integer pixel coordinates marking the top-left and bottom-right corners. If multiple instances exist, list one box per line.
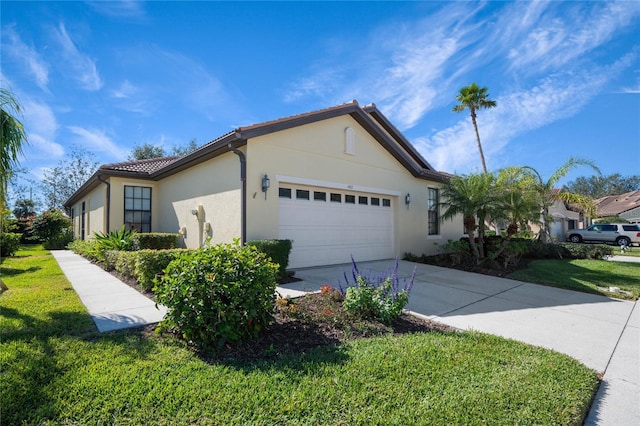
left=279, top=186, right=394, bottom=268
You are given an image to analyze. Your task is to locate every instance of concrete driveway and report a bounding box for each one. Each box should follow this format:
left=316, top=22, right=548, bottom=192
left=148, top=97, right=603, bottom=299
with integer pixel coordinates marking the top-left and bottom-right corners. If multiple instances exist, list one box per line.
left=280, top=259, right=639, bottom=426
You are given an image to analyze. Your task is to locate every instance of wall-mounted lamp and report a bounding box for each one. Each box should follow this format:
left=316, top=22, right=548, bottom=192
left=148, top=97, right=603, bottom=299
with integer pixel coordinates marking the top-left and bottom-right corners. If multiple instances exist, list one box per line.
left=261, top=174, right=271, bottom=200
left=190, top=208, right=198, bottom=217
left=405, top=193, right=412, bottom=205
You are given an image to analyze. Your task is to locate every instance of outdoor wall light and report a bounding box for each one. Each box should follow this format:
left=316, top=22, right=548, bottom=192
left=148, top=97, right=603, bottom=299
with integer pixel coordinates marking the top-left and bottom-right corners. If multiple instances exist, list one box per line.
left=261, top=174, right=271, bottom=199
left=190, top=208, right=198, bottom=216
left=405, top=193, right=412, bottom=205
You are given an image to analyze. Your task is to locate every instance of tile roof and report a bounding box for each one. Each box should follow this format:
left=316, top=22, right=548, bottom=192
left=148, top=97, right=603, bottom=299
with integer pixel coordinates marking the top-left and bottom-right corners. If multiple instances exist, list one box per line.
left=100, top=156, right=181, bottom=175
left=595, top=190, right=640, bottom=216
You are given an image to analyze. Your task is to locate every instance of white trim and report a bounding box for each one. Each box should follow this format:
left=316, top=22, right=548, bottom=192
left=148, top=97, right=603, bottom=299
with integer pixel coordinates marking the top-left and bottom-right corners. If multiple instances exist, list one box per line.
left=276, top=174, right=401, bottom=196
left=426, top=235, right=442, bottom=240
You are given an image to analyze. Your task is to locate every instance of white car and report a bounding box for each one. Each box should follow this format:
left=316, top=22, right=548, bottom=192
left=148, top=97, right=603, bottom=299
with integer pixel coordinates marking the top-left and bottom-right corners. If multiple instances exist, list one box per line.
left=566, top=223, right=640, bottom=246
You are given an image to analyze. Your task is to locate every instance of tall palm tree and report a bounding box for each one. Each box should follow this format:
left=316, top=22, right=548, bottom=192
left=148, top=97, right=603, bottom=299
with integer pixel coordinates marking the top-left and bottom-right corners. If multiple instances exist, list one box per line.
left=1, top=87, right=28, bottom=208
left=453, top=83, right=496, bottom=173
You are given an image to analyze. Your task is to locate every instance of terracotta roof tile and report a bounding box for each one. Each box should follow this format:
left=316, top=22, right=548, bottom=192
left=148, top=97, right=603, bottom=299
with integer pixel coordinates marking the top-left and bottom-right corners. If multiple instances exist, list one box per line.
left=101, top=156, right=181, bottom=175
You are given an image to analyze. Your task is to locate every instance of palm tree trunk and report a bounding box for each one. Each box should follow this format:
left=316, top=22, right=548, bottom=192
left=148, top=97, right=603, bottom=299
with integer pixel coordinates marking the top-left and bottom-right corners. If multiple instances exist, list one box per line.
left=470, top=109, right=488, bottom=173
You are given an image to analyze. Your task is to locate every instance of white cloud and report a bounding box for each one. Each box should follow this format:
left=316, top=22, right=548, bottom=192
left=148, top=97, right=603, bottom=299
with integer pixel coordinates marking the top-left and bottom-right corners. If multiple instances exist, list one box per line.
left=52, top=23, right=103, bottom=91
left=87, top=0, right=147, bottom=19
left=1, top=26, right=49, bottom=91
left=21, top=100, right=65, bottom=159
left=67, top=126, right=129, bottom=160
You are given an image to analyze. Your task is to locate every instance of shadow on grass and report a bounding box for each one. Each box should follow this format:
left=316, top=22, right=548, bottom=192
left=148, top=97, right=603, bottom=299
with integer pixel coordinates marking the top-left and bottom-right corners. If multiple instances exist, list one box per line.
left=0, top=265, right=42, bottom=277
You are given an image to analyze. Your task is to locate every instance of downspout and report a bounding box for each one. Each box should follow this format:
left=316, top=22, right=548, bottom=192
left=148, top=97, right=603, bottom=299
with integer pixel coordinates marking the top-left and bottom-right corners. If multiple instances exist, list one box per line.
left=96, top=175, right=111, bottom=233
left=228, top=143, right=246, bottom=244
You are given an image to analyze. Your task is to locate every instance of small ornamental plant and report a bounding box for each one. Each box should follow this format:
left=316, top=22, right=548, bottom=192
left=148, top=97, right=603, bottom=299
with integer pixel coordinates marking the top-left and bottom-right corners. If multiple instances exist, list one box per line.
left=340, top=258, right=415, bottom=325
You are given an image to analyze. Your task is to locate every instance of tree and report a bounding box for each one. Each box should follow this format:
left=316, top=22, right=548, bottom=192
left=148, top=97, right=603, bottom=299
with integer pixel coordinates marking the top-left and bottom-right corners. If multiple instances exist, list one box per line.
left=453, top=83, right=497, bottom=173
left=564, top=174, right=640, bottom=199
left=1, top=87, right=28, bottom=209
left=128, top=143, right=166, bottom=160
left=171, top=138, right=199, bottom=156
left=12, top=198, right=36, bottom=219
left=41, top=146, right=99, bottom=211
left=522, top=157, right=600, bottom=243
left=439, top=172, right=500, bottom=263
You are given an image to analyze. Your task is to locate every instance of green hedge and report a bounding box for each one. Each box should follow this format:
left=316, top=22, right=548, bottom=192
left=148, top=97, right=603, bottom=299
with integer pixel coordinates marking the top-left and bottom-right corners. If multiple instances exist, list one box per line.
left=557, top=242, right=613, bottom=259
left=0, top=233, right=22, bottom=258
left=246, top=239, right=292, bottom=280
left=135, top=249, right=186, bottom=291
left=133, top=233, right=179, bottom=250
left=113, top=251, right=138, bottom=279
left=154, top=242, right=278, bottom=350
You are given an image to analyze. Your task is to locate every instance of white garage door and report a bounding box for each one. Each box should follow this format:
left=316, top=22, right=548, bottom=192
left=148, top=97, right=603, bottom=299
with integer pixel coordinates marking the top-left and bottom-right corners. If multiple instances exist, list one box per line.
left=279, top=185, right=394, bottom=268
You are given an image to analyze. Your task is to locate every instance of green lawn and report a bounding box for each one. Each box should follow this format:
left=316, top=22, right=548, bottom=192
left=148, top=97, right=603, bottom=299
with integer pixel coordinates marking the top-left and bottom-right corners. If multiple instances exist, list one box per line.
left=1, top=246, right=599, bottom=425
left=508, top=258, right=640, bottom=300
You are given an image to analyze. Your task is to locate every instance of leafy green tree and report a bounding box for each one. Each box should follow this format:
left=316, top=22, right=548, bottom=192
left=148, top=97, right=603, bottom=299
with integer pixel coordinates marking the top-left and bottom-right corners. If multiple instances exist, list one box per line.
left=171, top=138, right=199, bottom=156
left=31, top=209, right=73, bottom=249
left=128, top=143, right=166, bottom=160
left=41, top=146, right=99, bottom=211
left=439, top=173, right=500, bottom=263
left=12, top=198, right=36, bottom=219
left=564, top=174, right=640, bottom=199
left=453, top=83, right=497, bottom=173
left=1, top=87, right=28, bottom=209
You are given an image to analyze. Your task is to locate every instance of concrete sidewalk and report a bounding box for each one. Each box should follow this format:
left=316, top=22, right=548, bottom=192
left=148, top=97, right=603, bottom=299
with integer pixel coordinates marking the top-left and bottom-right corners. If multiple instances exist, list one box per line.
left=52, top=250, right=168, bottom=332
left=282, top=259, right=639, bottom=426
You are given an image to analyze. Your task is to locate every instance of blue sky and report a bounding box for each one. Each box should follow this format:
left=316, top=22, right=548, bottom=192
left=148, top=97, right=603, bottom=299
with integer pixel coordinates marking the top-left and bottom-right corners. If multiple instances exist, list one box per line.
left=2, top=1, right=639, bottom=204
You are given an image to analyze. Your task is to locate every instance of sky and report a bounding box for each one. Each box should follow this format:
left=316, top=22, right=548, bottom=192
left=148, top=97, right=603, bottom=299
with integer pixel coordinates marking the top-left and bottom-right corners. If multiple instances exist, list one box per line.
left=2, top=1, right=639, bottom=208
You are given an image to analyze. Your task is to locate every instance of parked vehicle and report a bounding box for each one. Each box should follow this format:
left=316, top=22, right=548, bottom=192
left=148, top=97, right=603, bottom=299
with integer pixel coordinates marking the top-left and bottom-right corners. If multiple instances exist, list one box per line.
left=566, top=223, right=640, bottom=246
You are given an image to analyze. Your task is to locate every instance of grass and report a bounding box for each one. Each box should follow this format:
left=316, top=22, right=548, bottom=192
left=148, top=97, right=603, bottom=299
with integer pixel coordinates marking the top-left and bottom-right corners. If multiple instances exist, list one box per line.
left=1, top=245, right=599, bottom=425
left=507, top=258, right=640, bottom=300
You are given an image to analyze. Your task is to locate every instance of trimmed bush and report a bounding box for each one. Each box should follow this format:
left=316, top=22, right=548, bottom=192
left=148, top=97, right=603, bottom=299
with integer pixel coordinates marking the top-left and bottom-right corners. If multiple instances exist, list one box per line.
left=154, top=242, right=278, bottom=350
left=0, top=233, right=21, bottom=258
left=558, top=242, right=613, bottom=259
left=134, top=249, right=185, bottom=291
left=113, top=251, right=138, bottom=279
left=246, top=239, right=292, bottom=280
left=133, top=233, right=179, bottom=250
left=68, top=239, right=105, bottom=263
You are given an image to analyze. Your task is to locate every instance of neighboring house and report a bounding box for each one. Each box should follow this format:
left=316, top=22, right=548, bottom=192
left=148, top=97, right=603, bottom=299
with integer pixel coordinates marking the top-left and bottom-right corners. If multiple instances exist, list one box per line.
left=528, top=189, right=587, bottom=242
left=64, top=101, right=463, bottom=269
left=594, top=190, right=640, bottom=223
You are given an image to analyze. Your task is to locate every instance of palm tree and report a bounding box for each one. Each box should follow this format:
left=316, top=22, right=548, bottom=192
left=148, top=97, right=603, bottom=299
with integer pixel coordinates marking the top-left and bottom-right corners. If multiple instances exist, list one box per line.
left=1, top=87, right=28, bottom=208
left=439, top=173, right=499, bottom=263
left=453, top=83, right=496, bottom=173
left=523, top=157, right=600, bottom=244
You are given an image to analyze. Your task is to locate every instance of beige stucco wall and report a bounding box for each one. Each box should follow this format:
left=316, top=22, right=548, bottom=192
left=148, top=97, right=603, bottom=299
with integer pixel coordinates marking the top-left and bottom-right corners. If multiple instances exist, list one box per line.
left=107, top=177, right=158, bottom=233
left=155, top=152, right=242, bottom=248
left=244, top=115, right=463, bottom=257
left=69, top=184, right=105, bottom=239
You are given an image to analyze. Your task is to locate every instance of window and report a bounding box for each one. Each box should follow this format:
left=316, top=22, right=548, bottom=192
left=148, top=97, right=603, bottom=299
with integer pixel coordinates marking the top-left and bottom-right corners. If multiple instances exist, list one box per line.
left=330, top=193, right=342, bottom=203
left=124, top=185, right=151, bottom=233
left=428, top=188, right=439, bottom=235
left=371, top=197, right=380, bottom=206
left=345, top=195, right=356, bottom=204
left=279, top=187, right=292, bottom=198
left=296, top=189, right=310, bottom=200
left=358, top=196, right=368, bottom=205
left=314, top=191, right=327, bottom=201
left=81, top=202, right=86, bottom=240
left=382, top=198, right=391, bottom=207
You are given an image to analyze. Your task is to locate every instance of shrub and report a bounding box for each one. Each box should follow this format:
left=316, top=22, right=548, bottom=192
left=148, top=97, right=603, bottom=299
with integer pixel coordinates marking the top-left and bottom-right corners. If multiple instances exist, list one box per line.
left=557, top=243, right=613, bottom=259
left=31, top=210, right=74, bottom=249
left=246, top=239, right=292, bottom=280
left=113, top=251, right=138, bottom=279
left=68, top=239, right=105, bottom=263
left=154, top=241, right=278, bottom=350
left=0, top=233, right=21, bottom=258
left=340, top=258, right=414, bottom=325
left=133, top=233, right=179, bottom=250
left=134, top=249, right=185, bottom=291
left=94, top=226, right=137, bottom=252
left=442, top=239, right=473, bottom=265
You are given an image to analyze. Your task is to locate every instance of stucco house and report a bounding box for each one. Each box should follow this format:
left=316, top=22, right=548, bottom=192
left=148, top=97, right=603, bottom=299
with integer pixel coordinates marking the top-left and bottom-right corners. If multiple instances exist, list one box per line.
left=65, top=101, right=463, bottom=268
